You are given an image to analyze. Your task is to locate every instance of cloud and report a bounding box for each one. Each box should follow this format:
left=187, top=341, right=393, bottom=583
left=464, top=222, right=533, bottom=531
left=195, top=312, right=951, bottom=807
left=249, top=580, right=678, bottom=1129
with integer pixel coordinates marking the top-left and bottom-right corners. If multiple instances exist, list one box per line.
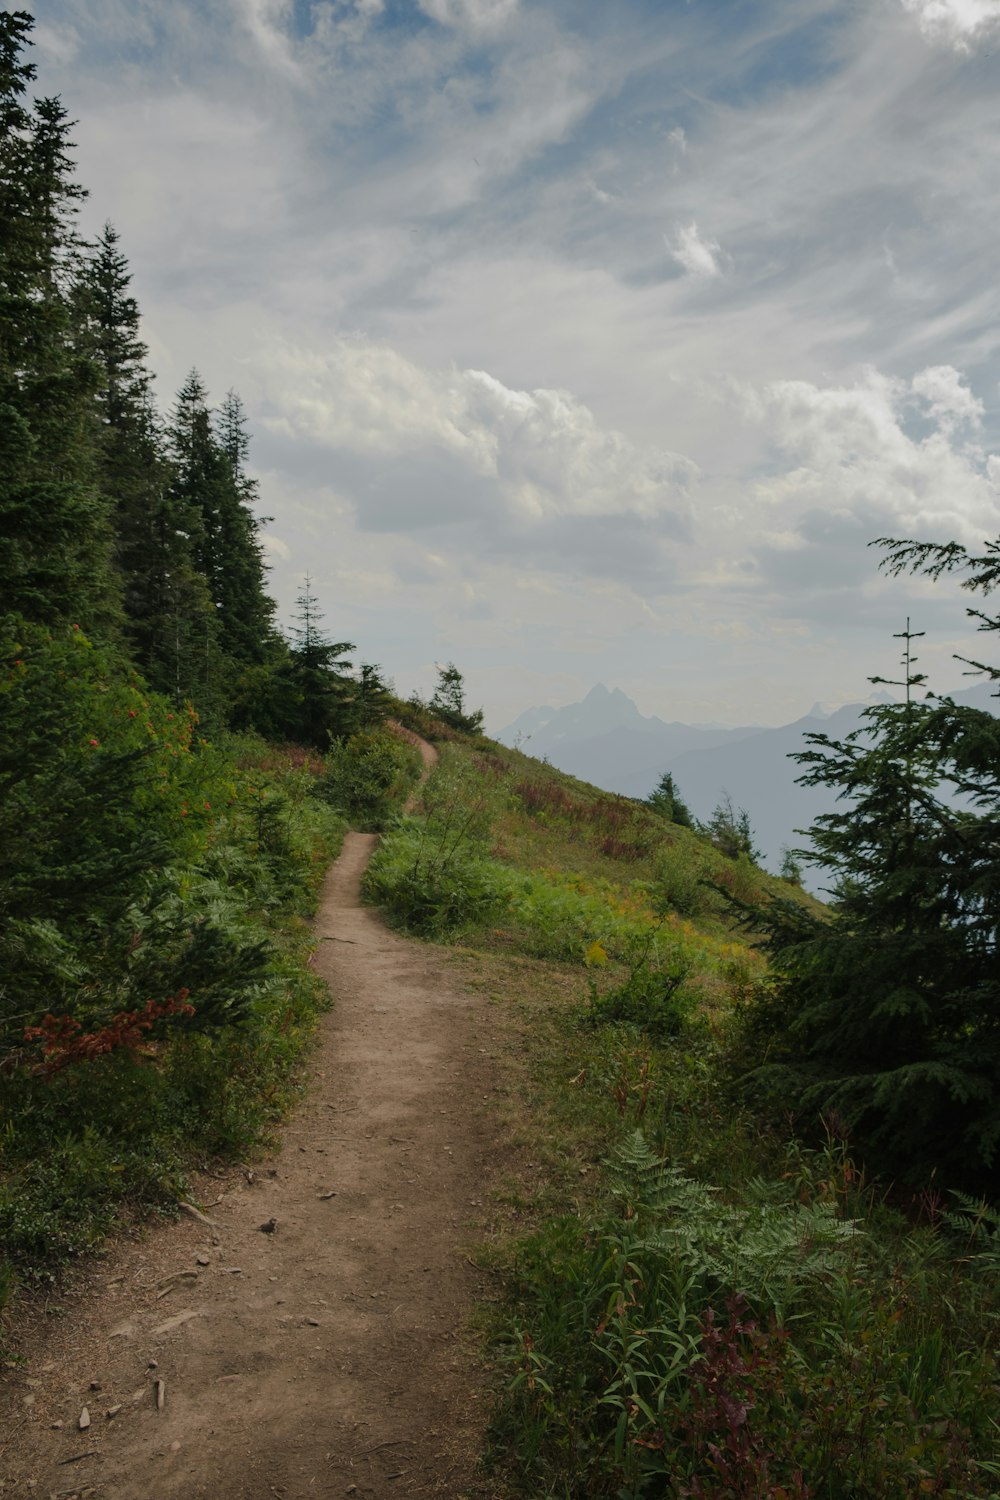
left=741, top=366, right=999, bottom=606
left=909, top=364, right=983, bottom=431
left=234, top=0, right=293, bottom=57
left=900, top=0, right=1000, bottom=49
left=418, top=0, right=519, bottom=32
left=761, top=366, right=996, bottom=531
left=32, top=19, right=82, bottom=64
left=665, top=222, right=724, bottom=278
left=34, top=0, right=1000, bottom=725
left=251, top=335, right=696, bottom=584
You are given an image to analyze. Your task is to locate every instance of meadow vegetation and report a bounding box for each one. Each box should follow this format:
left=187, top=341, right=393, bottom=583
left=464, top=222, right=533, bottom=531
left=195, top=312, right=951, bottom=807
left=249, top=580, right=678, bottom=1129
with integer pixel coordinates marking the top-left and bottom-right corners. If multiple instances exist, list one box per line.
left=365, top=743, right=1000, bottom=1498
left=0, top=619, right=421, bottom=1320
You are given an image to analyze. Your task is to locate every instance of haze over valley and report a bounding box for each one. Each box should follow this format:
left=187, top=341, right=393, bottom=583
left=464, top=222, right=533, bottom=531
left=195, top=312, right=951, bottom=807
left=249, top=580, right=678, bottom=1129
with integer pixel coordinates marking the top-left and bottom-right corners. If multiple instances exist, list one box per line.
left=499, top=679, right=1000, bottom=889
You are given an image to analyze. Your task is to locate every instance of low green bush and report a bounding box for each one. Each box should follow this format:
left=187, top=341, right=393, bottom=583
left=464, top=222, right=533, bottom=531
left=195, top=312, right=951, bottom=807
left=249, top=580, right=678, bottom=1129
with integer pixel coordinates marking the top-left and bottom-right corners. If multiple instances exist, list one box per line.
left=363, top=751, right=512, bottom=935
left=318, top=727, right=421, bottom=830
left=585, top=946, right=696, bottom=1040
left=364, top=826, right=510, bottom=936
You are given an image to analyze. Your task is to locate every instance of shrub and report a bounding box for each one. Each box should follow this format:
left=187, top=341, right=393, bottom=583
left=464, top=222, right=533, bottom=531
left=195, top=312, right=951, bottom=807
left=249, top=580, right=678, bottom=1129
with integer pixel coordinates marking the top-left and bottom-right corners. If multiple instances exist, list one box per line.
left=363, top=755, right=510, bottom=935
left=585, top=945, right=696, bottom=1040
left=318, top=727, right=420, bottom=830
left=653, top=842, right=713, bottom=918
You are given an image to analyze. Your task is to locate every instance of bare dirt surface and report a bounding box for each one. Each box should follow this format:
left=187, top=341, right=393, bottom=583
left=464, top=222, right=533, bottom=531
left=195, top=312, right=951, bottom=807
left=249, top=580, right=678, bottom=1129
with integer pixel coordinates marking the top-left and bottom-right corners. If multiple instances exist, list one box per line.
left=0, top=738, right=510, bottom=1500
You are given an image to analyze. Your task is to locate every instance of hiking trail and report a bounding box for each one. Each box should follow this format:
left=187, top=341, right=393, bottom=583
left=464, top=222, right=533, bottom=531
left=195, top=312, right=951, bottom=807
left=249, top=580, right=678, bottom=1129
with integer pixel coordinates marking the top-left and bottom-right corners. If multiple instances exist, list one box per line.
left=0, top=735, right=506, bottom=1499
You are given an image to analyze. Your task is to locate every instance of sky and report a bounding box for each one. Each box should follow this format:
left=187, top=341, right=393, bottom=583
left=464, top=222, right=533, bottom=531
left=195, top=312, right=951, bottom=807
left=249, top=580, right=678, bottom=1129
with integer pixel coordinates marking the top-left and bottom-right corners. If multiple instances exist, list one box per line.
left=30, top=0, right=1000, bottom=731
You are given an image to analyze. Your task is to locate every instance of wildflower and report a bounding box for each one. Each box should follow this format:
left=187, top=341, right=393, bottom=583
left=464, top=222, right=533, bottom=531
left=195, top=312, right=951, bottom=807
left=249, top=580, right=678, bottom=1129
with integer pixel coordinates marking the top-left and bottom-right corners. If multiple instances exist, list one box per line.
left=128, top=709, right=136, bottom=718
left=89, top=738, right=99, bottom=747
left=204, top=801, right=211, bottom=811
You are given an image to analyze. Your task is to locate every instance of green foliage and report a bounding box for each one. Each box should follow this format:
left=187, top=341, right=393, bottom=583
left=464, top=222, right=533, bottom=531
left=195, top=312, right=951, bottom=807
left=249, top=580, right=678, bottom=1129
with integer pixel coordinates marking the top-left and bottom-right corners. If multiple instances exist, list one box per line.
left=703, top=793, right=760, bottom=862
left=732, top=664, right=1000, bottom=1189
left=319, top=727, right=420, bottom=830
left=652, top=840, right=714, bottom=917
left=0, top=20, right=119, bottom=636
left=272, top=574, right=356, bottom=749
left=943, top=1191, right=1000, bottom=1275
left=363, top=753, right=508, bottom=934
left=428, top=661, right=484, bottom=734
left=492, top=1126, right=999, bottom=1498
left=0, top=629, right=344, bottom=1292
left=585, top=935, right=696, bottom=1040
left=646, top=770, right=693, bottom=827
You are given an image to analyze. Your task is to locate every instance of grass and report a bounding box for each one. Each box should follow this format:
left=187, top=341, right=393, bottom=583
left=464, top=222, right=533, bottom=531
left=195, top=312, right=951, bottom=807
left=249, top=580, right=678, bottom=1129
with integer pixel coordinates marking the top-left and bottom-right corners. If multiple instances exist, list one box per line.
left=366, top=739, right=1000, bottom=1499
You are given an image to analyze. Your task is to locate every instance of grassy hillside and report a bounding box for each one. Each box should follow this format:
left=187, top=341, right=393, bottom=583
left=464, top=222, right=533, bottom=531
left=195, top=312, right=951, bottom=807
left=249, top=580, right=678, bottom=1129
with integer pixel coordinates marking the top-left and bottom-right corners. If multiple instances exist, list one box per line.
left=365, top=738, right=1000, bottom=1500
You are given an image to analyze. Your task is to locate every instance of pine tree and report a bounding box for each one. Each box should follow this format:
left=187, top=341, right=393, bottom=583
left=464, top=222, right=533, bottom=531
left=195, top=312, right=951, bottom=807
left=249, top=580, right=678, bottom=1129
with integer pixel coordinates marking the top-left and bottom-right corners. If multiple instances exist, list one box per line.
left=355, top=662, right=393, bottom=728
left=73, top=223, right=180, bottom=675
left=212, top=389, right=276, bottom=667
left=704, top=794, right=758, bottom=860
left=429, top=662, right=484, bottom=734
left=163, top=374, right=278, bottom=720
left=646, top=770, right=693, bottom=827
left=282, top=576, right=356, bottom=748
left=740, top=616, right=1000, bottom=1188
left=0, top=18, right=117, bottom=632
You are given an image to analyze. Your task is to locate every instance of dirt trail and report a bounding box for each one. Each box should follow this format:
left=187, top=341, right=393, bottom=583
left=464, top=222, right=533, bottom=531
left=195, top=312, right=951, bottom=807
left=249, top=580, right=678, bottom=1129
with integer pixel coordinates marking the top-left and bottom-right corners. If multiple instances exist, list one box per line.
left=0, top=740, right=505, bottom=1500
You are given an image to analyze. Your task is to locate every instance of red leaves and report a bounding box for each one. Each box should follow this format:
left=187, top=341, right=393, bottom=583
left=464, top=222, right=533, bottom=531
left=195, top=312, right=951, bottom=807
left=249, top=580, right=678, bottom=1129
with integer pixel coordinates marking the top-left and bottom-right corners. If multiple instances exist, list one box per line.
left=24, top=991, right=195, bottom=1075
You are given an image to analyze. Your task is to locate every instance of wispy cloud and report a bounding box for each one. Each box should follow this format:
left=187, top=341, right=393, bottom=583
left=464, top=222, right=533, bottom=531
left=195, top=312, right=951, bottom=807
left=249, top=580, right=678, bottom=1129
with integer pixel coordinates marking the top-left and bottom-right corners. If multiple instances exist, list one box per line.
left=33, top=0, right=1000, bottom=724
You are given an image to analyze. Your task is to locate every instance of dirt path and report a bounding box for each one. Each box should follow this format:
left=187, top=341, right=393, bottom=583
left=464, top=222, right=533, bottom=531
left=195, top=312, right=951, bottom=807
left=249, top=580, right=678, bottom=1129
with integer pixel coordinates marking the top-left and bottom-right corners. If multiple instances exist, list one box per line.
left=0, top=745, right=506, bottom=1500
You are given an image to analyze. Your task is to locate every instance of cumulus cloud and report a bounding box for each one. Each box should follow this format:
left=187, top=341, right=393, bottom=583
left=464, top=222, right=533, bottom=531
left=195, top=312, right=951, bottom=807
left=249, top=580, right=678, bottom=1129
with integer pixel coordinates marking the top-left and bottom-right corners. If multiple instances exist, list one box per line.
left=666, top=222, right=724, bottom=278
left=900, top=0, right=1000, bottom=49
left=762, top=367, right=995, bottom=528
left=252, top=336, right=695, bottom=582
left=743, top=366, right=998, bottom=604
left=910, top=364, right=983, bottom=431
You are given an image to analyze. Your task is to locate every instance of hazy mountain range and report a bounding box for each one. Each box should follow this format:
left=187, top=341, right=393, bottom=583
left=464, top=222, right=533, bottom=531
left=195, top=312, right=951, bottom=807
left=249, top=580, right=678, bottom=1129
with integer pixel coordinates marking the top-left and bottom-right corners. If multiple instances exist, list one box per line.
left=497, top=682, right=999, bottom=893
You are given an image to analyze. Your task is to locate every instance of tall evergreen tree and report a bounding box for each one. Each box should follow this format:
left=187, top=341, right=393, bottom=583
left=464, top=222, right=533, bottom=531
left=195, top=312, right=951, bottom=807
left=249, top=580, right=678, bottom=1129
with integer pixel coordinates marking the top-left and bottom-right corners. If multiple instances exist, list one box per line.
left=429, top=662, right=484, bottom=733
left=73, top=222, right=179, bottom=674
left=283, top=576, right=356, bottom=748
left=213, top=389, right=276, bottom=667
left=646, top=770, right=693, bottom=827
left=739, top=612, right=1000, bottom=1189
left=355, top=662, right=393, bottom=728
left=0, top=16, right=117, bottom=631
left=166, top=374, right=277, bottom=710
